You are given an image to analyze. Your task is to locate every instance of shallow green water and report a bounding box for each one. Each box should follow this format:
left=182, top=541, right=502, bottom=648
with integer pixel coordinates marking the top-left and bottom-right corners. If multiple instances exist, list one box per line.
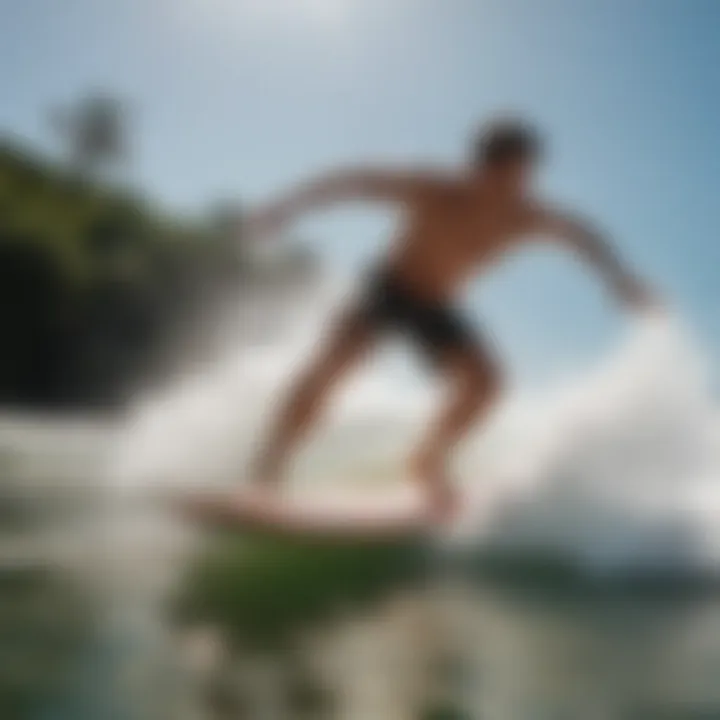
left=3, top=418, right=720, bottom=720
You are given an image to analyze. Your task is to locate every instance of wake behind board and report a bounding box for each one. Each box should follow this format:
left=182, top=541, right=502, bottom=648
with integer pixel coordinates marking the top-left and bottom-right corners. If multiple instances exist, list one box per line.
left=176, top=488, right=447, bottom=541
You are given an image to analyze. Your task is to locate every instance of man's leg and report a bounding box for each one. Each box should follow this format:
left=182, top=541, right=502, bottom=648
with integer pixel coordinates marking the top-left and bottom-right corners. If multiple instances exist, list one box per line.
left=250, top=312, right=376, bottom=488
left=411, top=348, right=502, bottom=519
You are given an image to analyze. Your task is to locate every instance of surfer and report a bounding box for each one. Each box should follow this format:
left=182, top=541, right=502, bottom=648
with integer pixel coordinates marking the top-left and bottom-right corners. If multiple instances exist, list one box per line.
left=245, top=118, right=659, bottom=521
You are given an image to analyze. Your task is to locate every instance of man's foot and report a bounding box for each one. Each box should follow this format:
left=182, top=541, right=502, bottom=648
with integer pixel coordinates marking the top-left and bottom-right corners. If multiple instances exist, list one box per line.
left=409, top=448, right=460, bottom=523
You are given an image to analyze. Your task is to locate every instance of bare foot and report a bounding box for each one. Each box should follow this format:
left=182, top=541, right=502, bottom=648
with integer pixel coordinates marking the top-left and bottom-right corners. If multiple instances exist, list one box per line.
left=409, top=449, right=460, bottom=523
left=247, top=452, right=285, bottom=493
left=226, top=458, right=280, bottom=511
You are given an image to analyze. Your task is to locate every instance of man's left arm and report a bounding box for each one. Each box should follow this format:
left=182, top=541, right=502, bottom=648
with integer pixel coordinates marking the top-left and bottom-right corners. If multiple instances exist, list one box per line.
left=536, top=208, right=658, bottom=310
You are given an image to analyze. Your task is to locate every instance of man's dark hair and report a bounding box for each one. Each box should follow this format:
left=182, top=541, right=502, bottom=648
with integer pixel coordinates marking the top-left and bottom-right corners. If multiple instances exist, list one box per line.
left=473, top=118, right=543, bottom=166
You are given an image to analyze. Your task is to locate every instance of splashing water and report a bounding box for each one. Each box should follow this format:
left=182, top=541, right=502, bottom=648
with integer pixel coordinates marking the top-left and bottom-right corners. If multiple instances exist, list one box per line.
left=469, top=314, right=720, bottom=574
left=112, top=278, right=720, bottom=576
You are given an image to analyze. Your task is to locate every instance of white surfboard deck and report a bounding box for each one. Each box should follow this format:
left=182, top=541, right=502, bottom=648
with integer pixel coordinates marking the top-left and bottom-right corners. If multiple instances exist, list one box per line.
left=176, top=486, right=449, bottom=539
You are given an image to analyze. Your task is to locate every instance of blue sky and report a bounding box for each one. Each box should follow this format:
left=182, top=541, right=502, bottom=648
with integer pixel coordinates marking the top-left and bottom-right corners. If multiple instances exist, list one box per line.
left=2, top=0, right=719, bottom=383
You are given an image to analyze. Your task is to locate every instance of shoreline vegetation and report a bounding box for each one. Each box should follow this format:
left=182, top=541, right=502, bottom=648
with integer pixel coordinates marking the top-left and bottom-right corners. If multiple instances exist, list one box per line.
left=0, top=132, right=317, bottom=412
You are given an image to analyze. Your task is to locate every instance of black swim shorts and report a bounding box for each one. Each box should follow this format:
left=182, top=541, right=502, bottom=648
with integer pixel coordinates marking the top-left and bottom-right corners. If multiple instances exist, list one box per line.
left=355, top=267, right=479, bottom=363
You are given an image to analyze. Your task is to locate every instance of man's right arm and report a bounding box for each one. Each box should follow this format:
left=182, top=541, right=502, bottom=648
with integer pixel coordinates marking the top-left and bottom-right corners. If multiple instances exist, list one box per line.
left=245, top=167, right=438, bottom=239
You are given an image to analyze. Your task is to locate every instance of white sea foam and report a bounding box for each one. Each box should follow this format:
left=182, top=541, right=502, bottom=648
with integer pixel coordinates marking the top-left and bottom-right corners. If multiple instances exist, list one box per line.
left=112, top=277, right=720, bottom=575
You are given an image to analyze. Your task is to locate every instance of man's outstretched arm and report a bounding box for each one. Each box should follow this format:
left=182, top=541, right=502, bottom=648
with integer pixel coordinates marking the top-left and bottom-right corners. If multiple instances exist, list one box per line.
left=245, top=167, right=436, bottom=238
left=538, top=209, right=658, bottom=309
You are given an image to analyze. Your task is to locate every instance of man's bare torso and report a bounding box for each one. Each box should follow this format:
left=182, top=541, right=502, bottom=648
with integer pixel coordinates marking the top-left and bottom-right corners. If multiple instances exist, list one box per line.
left=252, top=160, right=640, bottom=311
left=385, top=177, right=541, bottom=301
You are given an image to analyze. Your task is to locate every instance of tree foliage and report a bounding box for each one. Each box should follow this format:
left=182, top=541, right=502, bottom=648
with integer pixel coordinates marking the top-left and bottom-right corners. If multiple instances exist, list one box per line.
left=0, top=140, right=315, bottom=409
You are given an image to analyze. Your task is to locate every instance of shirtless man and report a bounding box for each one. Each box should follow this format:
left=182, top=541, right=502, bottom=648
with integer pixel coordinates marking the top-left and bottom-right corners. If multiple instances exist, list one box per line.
left=246, top=118, right=657, bottom=520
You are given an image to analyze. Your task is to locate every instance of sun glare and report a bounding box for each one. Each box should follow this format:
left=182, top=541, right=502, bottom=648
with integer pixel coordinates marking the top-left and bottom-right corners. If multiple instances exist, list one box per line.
left=184, top=0, right=369, bottom=57
left=247, top=0, right=354, bottom=30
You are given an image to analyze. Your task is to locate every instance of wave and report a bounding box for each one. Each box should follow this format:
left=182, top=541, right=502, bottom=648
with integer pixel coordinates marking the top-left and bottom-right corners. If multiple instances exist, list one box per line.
left=112, top=278, right=720, bottom=577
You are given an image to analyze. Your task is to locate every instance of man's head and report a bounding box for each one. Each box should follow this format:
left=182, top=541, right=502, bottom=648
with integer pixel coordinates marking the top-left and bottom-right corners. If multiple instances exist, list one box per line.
left=471, top=118, right=543, bottom=192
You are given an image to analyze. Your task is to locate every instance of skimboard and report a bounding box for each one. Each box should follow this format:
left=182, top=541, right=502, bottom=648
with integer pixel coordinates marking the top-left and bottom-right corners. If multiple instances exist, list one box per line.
left=175, top=487, right=449, bottom=540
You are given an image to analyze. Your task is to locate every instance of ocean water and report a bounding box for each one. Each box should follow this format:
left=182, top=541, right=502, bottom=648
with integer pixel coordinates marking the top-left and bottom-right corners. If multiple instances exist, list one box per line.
left=116, top=277, right=720, bottom=579
left=3, top=279, right=720, bottom=718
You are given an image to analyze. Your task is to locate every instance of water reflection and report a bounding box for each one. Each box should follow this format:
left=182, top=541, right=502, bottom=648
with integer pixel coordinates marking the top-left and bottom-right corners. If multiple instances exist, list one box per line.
left=175, top=539, right=720, bottom=720
left=5, top=417, right=720, bottom=719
